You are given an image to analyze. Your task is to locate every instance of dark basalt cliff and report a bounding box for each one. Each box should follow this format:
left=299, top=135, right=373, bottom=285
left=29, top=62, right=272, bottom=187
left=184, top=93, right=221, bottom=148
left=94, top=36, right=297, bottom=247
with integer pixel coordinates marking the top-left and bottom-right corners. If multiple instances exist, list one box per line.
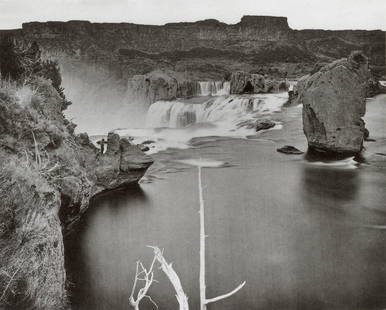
left=2, top=15, right=384, bottom=80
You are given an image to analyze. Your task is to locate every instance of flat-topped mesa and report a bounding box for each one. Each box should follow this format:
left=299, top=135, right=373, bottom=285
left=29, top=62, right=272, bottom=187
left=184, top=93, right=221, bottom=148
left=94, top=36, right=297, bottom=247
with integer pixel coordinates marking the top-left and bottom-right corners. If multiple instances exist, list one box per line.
left=7, top=15, right=384, bottom=82
left=238, top=15, right=290, bottom=30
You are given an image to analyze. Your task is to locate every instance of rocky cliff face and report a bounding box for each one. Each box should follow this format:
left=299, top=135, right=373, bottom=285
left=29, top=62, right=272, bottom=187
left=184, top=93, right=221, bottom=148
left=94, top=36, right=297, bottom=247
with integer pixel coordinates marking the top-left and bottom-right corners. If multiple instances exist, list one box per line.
left=0, top=76, right=152, bottom=308
left=126, top=70, right=199, bottom=105
left=2, top=15, right=382, bottom=117
left=230, top=71, right=288, bottom=94
left=2, top=15, right=383, bottom=83
left=299, top=51, right=369, bottom=155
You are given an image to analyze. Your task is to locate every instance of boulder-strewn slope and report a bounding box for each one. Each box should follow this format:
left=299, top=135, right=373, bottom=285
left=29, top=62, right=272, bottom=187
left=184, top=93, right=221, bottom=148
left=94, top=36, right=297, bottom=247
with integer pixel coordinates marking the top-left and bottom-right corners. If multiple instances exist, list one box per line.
left=0, top=47, right=152, bottom=308
left=298, top=51, right=369, bottom=155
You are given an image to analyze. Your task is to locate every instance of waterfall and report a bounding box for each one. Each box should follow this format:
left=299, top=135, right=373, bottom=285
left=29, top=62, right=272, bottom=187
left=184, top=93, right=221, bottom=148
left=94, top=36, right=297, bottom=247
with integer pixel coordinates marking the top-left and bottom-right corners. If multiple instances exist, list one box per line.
left=118, top=93, right=287, bottom=153
left=288, top=80, right=297, bottom=92
left=198, top=81, right=231, bottom=96
left=145, top=94, right=285, bottom=128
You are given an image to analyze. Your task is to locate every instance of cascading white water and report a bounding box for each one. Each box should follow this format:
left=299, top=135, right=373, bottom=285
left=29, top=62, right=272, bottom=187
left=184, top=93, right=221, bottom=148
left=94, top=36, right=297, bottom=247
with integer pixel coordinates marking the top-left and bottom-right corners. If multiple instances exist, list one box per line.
left=145, top=94, right=285, bottom=128
left=288, top=80, right=297, bottom=92
left=198, top=81, right=231, bottom=96
left=118, top=93, right=287, bottom=154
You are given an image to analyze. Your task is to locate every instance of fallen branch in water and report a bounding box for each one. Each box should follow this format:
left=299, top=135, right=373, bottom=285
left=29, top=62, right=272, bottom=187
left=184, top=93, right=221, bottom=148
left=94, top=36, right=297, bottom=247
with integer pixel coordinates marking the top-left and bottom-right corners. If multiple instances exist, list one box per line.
left=197, top=164, right=245, bottom=310
left=149, top=246, right=189, bottom=310
left=128, top=255, right=158, bottom=310
left=128, top=160, right=246, bottom=310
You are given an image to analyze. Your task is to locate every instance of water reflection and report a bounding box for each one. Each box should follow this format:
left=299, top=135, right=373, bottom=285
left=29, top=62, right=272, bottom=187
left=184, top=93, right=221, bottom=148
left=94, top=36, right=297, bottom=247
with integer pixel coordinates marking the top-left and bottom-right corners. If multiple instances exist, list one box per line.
left=91, top=184, right=149, bottom=209
left=297, top=159, right=386, bottom=309
left=65, top=184, right=149, bottom=309
left=301, top=165, right=359, bottom=204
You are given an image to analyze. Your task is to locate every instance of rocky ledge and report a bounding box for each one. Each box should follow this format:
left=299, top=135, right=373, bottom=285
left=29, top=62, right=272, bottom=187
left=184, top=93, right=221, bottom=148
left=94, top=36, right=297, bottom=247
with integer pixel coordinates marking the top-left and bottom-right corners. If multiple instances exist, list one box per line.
left=0, top=76, right=152, bottom=308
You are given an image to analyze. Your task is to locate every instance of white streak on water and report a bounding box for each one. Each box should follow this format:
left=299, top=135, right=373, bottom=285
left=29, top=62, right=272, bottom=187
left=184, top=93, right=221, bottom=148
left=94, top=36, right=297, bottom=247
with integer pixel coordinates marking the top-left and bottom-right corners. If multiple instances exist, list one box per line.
left=174, top=158, right=227, bottom=168
left=307, top=157, right=359, bottom=169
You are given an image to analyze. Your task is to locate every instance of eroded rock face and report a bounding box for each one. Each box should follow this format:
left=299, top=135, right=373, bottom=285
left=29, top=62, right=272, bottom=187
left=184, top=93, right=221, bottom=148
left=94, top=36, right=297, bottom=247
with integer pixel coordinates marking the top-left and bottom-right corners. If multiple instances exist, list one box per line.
left=0, top=78, right=153, bottom=309
left=299, top=51, right=369, bottom=155
left=126, top=70, right=199, bottom=105
left=95, top=133, right=153, bottom=192
left=6, top=16, right=384, bottom=80
left=230, top=71, right=288, bottom=94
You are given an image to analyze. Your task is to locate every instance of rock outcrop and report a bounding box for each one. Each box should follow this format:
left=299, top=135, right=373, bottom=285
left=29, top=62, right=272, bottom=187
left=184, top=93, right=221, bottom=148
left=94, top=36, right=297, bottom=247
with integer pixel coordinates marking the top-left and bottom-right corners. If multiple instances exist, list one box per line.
left=277, top=145, right=304, bottom=155
left=230, top=71, right=288, bottom=94
left=94, top=132, right=153, bottom=193
left=0, top=76, right=152, bottom=309
left=298, top=51, right=369, bottom=155
left=126, top=70, right=200, bottom=105
left=237, top=118, right=276, bottom=132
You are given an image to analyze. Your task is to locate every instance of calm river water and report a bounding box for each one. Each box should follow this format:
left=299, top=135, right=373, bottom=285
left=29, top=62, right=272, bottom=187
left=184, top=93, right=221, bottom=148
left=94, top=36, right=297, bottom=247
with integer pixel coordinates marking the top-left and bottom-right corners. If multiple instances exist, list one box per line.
left=67, top=95, right=386, bottom=310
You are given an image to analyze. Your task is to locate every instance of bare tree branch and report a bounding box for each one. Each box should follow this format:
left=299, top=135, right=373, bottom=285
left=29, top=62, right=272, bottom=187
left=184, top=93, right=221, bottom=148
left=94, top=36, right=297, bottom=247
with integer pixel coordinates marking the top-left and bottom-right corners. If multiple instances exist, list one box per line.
left=148, top=246, right=189, bottom=310
left=205, top=281, right=246, bottom=304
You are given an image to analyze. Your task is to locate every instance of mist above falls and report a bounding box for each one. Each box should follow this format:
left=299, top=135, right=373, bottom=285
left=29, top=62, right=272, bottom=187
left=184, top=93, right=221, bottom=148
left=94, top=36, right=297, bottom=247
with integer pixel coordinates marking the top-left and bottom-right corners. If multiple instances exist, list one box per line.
left=61, top=62, right=148, bottom=135
left=60, top=64, right=233, bottom=136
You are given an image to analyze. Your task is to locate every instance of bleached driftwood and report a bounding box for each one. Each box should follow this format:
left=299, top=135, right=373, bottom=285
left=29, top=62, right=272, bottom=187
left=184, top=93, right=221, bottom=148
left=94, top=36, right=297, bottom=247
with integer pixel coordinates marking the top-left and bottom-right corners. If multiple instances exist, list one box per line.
left=129, top=159, right=245, bottom=310
left=205, top=281, right=246, bottom=304
left=149, top=246, right=189, bottom=310
left=129, top=256, right=158, bottom=310
left=198, top=165, right=207, bottom=310
left=197, top=164, right=245, bottom=310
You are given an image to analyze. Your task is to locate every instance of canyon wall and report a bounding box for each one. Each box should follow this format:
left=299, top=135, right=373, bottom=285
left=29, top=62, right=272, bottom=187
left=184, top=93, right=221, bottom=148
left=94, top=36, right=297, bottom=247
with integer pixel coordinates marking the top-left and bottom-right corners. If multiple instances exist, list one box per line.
left=1, top=16, right=383, bottom=122
left=2, top=15, right=383, bottom=81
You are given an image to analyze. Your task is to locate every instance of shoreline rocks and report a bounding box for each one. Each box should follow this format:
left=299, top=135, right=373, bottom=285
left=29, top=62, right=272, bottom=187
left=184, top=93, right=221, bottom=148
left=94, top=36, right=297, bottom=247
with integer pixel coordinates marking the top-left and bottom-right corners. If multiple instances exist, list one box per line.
left=298, top=51, right=369, bottom=156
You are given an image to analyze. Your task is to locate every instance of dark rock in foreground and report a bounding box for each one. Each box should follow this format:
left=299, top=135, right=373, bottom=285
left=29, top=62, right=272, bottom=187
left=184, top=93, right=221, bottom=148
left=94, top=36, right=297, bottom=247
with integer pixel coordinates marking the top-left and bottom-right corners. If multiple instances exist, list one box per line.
left=277, top=145, right=304, bottom=155
left=298, top=51, right=369, bottom=155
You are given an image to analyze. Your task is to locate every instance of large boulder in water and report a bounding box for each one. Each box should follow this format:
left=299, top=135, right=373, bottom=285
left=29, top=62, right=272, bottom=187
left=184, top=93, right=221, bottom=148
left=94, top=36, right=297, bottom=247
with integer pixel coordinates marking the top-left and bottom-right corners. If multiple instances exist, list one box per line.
left=298, top=51, right=369, bottom=155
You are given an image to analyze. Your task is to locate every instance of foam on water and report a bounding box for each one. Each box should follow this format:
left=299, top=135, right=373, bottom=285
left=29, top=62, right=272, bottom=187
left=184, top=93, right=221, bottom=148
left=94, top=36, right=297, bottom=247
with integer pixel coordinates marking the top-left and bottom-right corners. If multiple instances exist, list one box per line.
left=307, top=156, right=359, bottom=169
left=117, top=93, right=288, bottom=154
left=175, top=158, right=228, bottom=168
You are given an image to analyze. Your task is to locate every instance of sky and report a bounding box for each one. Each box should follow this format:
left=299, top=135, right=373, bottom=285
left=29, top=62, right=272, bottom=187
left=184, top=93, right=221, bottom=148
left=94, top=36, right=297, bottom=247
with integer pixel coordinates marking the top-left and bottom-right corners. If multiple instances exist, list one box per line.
left=0, top=0, right=385, bottom=30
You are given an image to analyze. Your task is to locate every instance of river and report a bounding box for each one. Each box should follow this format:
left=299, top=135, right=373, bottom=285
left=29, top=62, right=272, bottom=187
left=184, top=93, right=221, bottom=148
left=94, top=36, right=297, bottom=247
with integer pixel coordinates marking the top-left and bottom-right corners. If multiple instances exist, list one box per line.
left=66, top=94, right=386, bottom=310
